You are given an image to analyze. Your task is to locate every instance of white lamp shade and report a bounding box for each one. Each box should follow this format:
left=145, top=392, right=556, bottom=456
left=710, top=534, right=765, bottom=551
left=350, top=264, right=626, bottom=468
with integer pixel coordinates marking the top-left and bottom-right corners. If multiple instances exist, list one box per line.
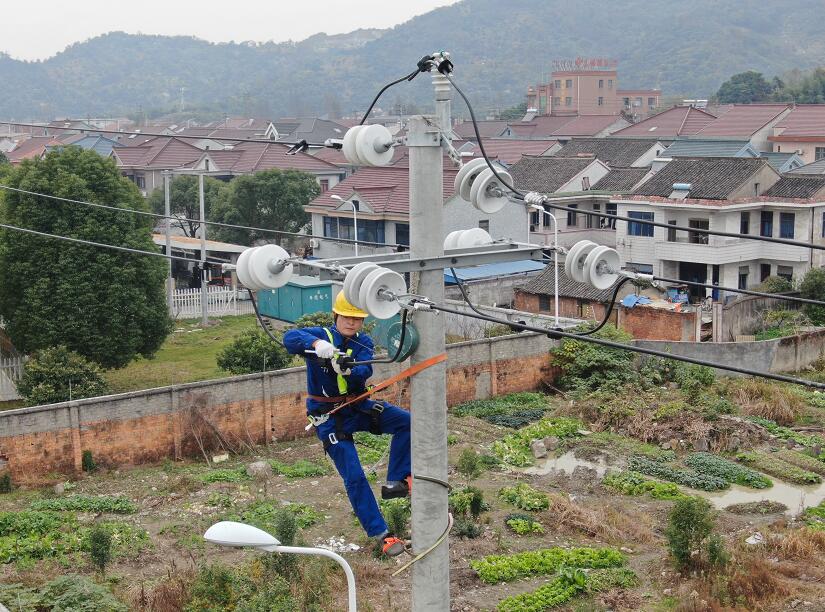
left=204, top=521, right=280, bottom=552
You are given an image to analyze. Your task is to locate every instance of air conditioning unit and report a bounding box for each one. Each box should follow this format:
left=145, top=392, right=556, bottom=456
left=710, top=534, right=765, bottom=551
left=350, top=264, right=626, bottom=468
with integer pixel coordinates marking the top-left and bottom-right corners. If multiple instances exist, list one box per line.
left=309, top=238, right=320, bottom=249
left=529, top=224, right=538, bottom=233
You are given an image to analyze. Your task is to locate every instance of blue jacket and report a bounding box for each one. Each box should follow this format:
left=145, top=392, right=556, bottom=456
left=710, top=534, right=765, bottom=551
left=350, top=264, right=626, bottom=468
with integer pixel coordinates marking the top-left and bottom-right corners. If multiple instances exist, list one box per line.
left=283, top=325, right=374, bottom=413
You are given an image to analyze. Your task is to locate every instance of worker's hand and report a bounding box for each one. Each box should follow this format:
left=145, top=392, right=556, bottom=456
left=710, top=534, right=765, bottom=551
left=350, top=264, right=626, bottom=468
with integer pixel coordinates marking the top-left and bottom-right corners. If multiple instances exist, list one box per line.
left=331, top=356, right=352, bottom=376
left=313, top=339, right=336, bottom=360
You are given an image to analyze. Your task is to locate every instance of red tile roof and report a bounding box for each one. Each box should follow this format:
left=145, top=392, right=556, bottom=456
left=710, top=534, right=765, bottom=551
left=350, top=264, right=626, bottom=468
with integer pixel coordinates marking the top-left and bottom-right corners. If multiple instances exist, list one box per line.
left=111, top=137, right=203, bottom=169
left=506, top=115, right=577, bottom=138
left=695, top=104, right=790, bottom=138
left=552, top=115, right=625, bottom=136
left=454, top=120, right=508, bottom=139
left=204, top=142, right=342, bottom=174
left=770, top=105, right=825, bottom=139
left=458, top=139, right=558, bottom=164
left=612, top=106, right=717, bottom=138
left=7, top=136, right=61, bottom=163
left=307, top=166, right=458, bottom=216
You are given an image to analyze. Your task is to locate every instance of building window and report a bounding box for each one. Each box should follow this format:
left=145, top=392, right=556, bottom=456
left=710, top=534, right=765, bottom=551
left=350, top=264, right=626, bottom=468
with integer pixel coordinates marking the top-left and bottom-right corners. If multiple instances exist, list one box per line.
left=319, top=179, right=329, bottom=193
left=628, top=211, right=654, bottom=237
left=581, top=176, right=591, bottom=190
left=530, top=210, right=539, bottom=228
left=608, top=79, right=613, bottom=89
left=554, top=79, right=561, bottom=88
left=478, top=219, right=490, bottom=232
left=626, top=262, right=653, bottom=274
left=395, top=223, right=409, bottom=246
left=323, top=216, right=338, bottom=238
left=135, top=175, right=145, bottom=189
left=688, top=218, right=709, bottom=244
left=760, top=264, right=771, bottom=282
left=780, top=212, right=795, bottom=239
left=598, top=79, right=604, bottom=88
left=740, top=211, right=750, bottom=235
left=538, top=295, right=552, bottom=311
left=597, top=96, right=604, bottom=106
left=605, top=202, right=617, bottom=229
left=565, top=97, right=572, bottom=106
left=760, top=211, right=773, bottom=237
left=648, top=97, right=656, bottom=106
left=339, top=218, right=384, bottom=243
left=623, top=97, right=630, bottom=107
left=553, top=97, right=560, bottom=106
left=542, top=205, right=552, bottom=228
left=777, top=265, right=794, bottom=281
left=635, top=97, right=642, bottom=106
left=667, top=220, right=677, bottom=242
left=565, top=79, right=573, bottom=88
left=754, top=183, right=760, bottom=196
left=816, top=147, right=825, bottom=160
left=822, top=211, right=825, bottom=237
left=738, top=266, right=749, bottom=290
left=566, top=204, right=578, bottom=227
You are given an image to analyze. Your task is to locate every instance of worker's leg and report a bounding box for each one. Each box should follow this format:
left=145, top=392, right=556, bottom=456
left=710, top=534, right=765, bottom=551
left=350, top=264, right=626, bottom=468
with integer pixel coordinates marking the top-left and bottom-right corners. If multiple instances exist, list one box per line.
left=375, top=402, right=411, bottom=483
left=319, top=424, right=387, bottom=537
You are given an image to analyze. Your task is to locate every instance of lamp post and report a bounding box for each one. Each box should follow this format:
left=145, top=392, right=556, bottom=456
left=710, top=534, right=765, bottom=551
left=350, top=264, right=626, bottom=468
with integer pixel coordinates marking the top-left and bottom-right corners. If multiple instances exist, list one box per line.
left=528, top=204, right=559, bottom=327
left=331, top=194, right=359, bottom=256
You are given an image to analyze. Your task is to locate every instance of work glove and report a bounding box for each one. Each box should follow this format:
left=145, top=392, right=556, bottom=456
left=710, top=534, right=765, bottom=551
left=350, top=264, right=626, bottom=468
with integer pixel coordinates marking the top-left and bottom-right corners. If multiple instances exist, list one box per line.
left=313, top=339, right=336, bottom=360
left=332, top=355, right=353, bottom=376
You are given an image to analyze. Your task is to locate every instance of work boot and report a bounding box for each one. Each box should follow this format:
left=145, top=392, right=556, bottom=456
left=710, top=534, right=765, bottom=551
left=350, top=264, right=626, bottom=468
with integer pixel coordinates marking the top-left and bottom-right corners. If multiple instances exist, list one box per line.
left=380, top=534, right=406, bottom=557
left=381, top=475, right=412, bottom=499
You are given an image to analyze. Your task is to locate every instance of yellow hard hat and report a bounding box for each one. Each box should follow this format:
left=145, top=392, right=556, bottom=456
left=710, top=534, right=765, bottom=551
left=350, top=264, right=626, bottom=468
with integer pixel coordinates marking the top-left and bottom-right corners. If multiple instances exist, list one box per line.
left=333, top=292, right=368, bottom=318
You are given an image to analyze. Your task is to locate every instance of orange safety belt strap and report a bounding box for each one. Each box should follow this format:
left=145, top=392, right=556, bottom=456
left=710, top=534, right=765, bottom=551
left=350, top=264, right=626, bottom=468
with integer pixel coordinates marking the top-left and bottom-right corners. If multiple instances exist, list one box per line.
left=324, top=352, right=447, bottom=418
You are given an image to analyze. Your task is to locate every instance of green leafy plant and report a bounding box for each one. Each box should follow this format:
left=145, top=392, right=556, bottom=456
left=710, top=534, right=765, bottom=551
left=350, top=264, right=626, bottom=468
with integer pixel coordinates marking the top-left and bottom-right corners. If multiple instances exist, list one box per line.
left=802, top=500, right=825, bottom=529
left=470, top=546, right=625, bottom=584
left=269, top=459, right=328, bottom=479
left=352, top=431, right=390, bottom=465
left=379, top=498, right=410, bottom=538
left=492, top=417, right=583, bottom=466
left=773, top=449, right=825, bottom=476
left=9, top=574, right=128, bottom=612
left=17, top=346, right=110, bottom=406
left=737, top=451, right=821, bottom=485
left=449, top=486, right=487, bottom=518
left=683, top=453, right=772, bottom=489
left=749, top=416, right=825, bottom=448
left=498, top=483, right=549, bottom=511
left=452, top=392, right=548, bottom=428
left=0, top=473, right=11, bottom=494
left=497, top=575, right=581, bottom=611
left=452, top=515, right=483, bottom=539
left=456, top=448, right=482, bottom=482
left=88, top=524, right=112, bottom=573
left=665, top=496, right=716, bottom=570
left=627, top=456, right=728, bottom=491
left=216, top=329, right=291, bottom=375
left=505, top=513, right=545, bottom=535
left=31, top=495, right=137, bottom=514
left=550, top=324, right=636, bottom=392
left=82, top=450, right=97, bottom=473
left=602, top=471, right=686, bottom=500
left=198, top=467, right=251, bottom=483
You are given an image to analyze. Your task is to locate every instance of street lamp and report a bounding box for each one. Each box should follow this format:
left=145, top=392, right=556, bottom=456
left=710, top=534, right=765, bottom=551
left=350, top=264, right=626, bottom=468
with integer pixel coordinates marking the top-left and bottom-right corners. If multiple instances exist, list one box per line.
left=330, top=194, right=359, bottom=256
left=527, top=204, right=559, bottom=327
left=204, top=521, right=357, bottom=612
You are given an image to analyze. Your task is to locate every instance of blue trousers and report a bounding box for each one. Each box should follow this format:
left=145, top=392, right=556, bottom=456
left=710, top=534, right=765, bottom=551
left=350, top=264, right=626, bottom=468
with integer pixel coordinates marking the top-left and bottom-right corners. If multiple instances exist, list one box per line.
left=315, top=401, right=411, bottom=537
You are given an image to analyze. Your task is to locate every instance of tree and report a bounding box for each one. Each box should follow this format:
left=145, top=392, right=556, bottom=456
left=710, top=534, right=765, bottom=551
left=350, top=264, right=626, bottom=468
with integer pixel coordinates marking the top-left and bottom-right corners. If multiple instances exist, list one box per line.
left=716, top=71, right=774, bottom=103
left=776, top=67, right=825, bottom=103
left=147, top=175, right=229, bottom=238
left=0, top=148, right=171, bottom=368
left=209, top=169, right=318, bottom=246
left=499, top=102, right=527, bottom=120
left=17, top=346, right=110, bottom=405
left=0, top=151, right=8, bottom=165
left=800, top=267, right=825, bottom=324
left=216, top=329, right=291, bottom=374
left=665, top=497, right=717, bottom=571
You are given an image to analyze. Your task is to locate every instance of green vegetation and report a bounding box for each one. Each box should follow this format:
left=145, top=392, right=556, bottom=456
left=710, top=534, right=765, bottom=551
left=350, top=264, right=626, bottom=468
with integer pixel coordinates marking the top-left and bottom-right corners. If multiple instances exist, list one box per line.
left=550, top=325, right=636, bottom=392
left=82, top=450, right=97, bottom=473
left=491, top=417, right=582, bottom=467
left=0, top=575, right=127, bottom=612
left=352, top=431, right=390, bottom=466
left=147, top=175, right=228, bottom=238
left=627, top=456, right=728, bottom=491
left=222, top=500, right=323, bottom=532
left=505, top=513, right=544, bottom=535
left=498, top=483, right=549, bottom=511
left=88, top=524, right=112, bottom=572
left=802, top=500, right=825, bottom=529
left=683, top=453, right=772, bottom=489
left=737, top=452, right=821, bottom=485
left=716, top=70, right=780, bottom=103
left=800, top=266, right=825, bottom=325
left=666, top=497, right=725, bottom=571
left=30, top=495, right=137, bottom=514
left=774, top=449, right=825, bottom=476
left=602, top=471, right=686, bottom=500
left=269, top=459, right=329, bottom=479
left=216, top=328, right=291, bottom=375
left=749, top=416, right=825, bottom=449
left=0, top=473, right=11, bottom=493
left=198, top=467, right=252, bottom=483
left=456, top=448, right=482, bottom=482
left=573, top=431, right=675, bottom=462
left=17, top=346, right=111, bottom=406
left=449, top=486, right=487, bottom=519
left=452, top=392, right=549, bottom=428
left=725, top=500, right=787, bottom=515
left=470, top=546, right=625, bottom=584
left=379, top=498, right=410, bottom=538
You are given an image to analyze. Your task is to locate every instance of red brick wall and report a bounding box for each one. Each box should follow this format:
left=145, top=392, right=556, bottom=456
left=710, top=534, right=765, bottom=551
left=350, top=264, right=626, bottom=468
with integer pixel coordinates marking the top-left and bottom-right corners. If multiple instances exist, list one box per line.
left=513, top=290, right=611, bottom=324
left=618, top=306, right=697, bottom=342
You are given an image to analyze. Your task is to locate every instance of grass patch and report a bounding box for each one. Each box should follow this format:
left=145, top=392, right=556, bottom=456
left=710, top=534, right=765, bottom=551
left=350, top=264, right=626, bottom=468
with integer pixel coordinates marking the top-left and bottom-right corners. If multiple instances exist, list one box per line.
left=103, top=315, right=260, bottom=393
left=627, top=456, right=728, bottom=491
left=353, top=431, right=390, bottom=466
left=197, top=467, right=251, bottom=483
left=470, top=546, right=625, bottom=584
left=773, top=449, right=825, bottom=476
left=683, top=453, right=772, bottom=489
left=270, top=459, right=329, bottom=479
left=498, top=483, right=549, bottom=511
left=570, top=431, right=675, bottom=462
left=492, top=417, right=583, bottom=467
left=222, top=500, right=323, bottom=532
left=30, top=495, right=137, bottom=514
left=749, top=416, right=825, bottom=450
left=602, top=471, right=686, bottom=500
left=737, top=451, right=821, bottom=485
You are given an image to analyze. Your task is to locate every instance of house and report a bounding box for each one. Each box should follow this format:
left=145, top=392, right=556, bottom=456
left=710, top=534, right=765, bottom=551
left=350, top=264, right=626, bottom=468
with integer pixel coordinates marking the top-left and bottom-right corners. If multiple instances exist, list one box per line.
left=456, top=139, right=560, bottom=165
left=611, top=105, right=717, bottom=139
left=790, top=158, right=825, bottom=175
left=111, top=137, right=205, bottom=195
left=6, top=136, right=62, bottom=164
left=660, top=139, right=758, bottom=159
left=510, top=155, right=611, bottom=194
left=305, top=165, right=528, bottom=259
left=591, top=168, right=651, bottom=192
left=272, top=117, right=349, bottom=144
left=611, top=157, right=825, bottom=300
left=759, top=152, right=805, bottom=173
left=768, top=105, right=825, bottom=164
left=514, top=265, right=622, bottom=320
left=45, top=134, right=123, bottom=158
left=691, top=104, right=792, bottom=152
left=444, top=260, right=547, bottom=306
left=190, top=142, right=345, bottom=192
left=553, top=137, right=665, bottom=167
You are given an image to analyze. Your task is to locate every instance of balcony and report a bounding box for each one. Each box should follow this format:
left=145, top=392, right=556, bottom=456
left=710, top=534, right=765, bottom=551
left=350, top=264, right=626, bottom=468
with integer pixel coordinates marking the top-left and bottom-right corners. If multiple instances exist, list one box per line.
left=652, top=236, right=809, bottom=264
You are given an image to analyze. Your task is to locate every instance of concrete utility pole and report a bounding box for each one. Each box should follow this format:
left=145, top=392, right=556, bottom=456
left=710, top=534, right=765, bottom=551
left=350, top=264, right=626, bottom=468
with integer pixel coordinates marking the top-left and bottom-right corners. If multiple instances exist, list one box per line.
left=163, top=171, right=173, bottom=316
left=408, top=79, right=450, bottom=609
left=198, top=173, right=208, bottom=326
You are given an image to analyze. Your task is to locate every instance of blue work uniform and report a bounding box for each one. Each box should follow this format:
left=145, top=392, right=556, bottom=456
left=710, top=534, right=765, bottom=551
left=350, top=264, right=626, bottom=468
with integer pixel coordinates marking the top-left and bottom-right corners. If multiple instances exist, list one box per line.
left=283, top=325, right=411, bottom=537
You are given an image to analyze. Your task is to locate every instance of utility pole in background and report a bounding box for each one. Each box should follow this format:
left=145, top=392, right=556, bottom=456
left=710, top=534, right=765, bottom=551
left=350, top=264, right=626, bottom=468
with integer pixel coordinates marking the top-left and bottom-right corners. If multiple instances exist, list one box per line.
left=163, top=171, right=173, bottom=316
left=198, top=173, right=208, bottom=326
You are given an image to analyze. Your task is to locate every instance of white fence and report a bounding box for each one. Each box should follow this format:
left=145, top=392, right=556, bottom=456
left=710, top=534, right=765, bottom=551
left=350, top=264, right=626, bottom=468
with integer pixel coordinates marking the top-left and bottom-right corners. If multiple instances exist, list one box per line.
left=171, top=287, right=255, bottom=320
left=0, top=355, right=25, bottom=401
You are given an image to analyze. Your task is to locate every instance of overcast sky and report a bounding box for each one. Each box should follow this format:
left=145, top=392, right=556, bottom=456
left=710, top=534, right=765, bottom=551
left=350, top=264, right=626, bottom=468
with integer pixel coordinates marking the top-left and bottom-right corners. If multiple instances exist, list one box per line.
left=4, top=0, right=461, bottom=61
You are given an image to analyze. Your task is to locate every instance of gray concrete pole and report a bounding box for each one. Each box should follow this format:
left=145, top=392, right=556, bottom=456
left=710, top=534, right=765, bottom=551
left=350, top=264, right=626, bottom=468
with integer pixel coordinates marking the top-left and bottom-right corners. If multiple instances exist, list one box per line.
left=164, top=172, right=173, bottom=316
left=198, top=173, right=208, bottom=326
left=407, top=112, right=449, bottom=610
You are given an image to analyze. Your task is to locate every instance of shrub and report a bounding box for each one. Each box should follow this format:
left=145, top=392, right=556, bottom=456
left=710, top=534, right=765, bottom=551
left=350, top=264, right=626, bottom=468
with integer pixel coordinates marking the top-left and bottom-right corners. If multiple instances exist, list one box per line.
left=733, top=380, right=804, bottom=425
left=452, top=516, right=483, bottom=539
left=737, top=451, right=821, bottom=484
left=216, top=329, right=291, bottom=375
left=17, top=346, right=109, bottom=406
left=449, top=486, right=487, bottom=518
left=35, top=575, right=127, bottom=612
left=627, top=456, right=728, bottom=491
left=31, top=495, right=137, bottom=514
left=456, top=448, right=482, bottom=482
left=505, top=513, right=544, bottom=535
left=602, top=471, right=686, bottom=500
left=675, top=364, right=715, bottom=401
left=269, top=459, right=328, bottom=479
left=470, top=546, right=625, bottom=584
left=82, top=450, right=97, bottom=473
left=800, top=267, right=825, bottom=324
left=491, top=417, right=582, bottom=466
left=498, top=483, right=549, bottom=511
left=293, top=311, right=334, bottom=329
left=380, top=498, right=410, bottom=538
left=683, top=453, right=772, bottom=489
left=756, top=276, right=794, bottom=294
left=550, top=324, right=636, bottom=392
left=88, top=524, right=112, bottom=572
left=0, top=473, right=10, bottom=493
left=198, top=467, right=251, bottom=483
left=665, top=497, right=715, bottom=570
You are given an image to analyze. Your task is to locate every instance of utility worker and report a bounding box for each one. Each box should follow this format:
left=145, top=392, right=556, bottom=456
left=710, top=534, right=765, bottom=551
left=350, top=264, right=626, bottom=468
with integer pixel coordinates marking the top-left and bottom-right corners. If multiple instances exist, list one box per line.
left=283, top=292, right=412, bottom=557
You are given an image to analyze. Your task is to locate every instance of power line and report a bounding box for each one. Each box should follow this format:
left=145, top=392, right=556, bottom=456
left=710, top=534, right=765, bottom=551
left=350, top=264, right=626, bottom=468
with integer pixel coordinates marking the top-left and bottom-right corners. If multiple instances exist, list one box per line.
left=0, top=184, right=403, bottom=249
left=650, top=275, right=825, bottom=307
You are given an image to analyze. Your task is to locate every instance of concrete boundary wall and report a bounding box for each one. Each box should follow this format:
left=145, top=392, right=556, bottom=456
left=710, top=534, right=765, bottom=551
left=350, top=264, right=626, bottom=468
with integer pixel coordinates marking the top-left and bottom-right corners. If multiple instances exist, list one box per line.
left=0, top=333, right=556, bottom=483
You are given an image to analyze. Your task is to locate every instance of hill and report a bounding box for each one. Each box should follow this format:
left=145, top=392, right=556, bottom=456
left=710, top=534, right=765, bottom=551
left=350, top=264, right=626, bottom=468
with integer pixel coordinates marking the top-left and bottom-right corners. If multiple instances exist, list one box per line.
left=1, top=0, right=823, bottom=119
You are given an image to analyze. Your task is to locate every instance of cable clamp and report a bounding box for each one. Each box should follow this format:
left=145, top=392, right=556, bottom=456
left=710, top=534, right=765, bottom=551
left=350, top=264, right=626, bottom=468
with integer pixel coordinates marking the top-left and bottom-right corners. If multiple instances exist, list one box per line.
left=305, top=413, right=330, bottom=431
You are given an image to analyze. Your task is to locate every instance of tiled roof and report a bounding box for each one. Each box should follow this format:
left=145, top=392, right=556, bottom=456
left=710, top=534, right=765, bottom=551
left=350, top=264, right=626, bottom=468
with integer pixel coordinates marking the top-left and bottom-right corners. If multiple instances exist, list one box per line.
left=521, top=264, right=618, bottom=301
left=591, top=167, right=650, bottom=192
left=506, top=115, right=577, bottom=138
left=457, top=139, right=558, bottom=165
left=307, top=166, right=458, bottom=216
left=695, top=104, right=790, bottom=138
left=762, top=175, right=825, bottom=199
left=274, top=118, right=348, bottom=142
left=205, top=142, right=342, bottom=174
left=553, top=115, right=626, bottom=137
left=772, top=105, right=825, bottom=138
left=454, top=120, right=508, bottom=139
left=554, top=138, right=660, bottom=167
left=661, top=139, right=755, bottom=158
left=633, top=157, right=769, bottom=200
left=612, top=106, right=717, bottom=138
left=759, top=152, right=803, bottom=173
left=7, top=136, right=61, bottom=162
left=789, top=159, right=825, bottom=175
left=509, top=156, right=595, bottom=193
left=310, top=146, right=354, bottom=167
left=111, top=137, right=203, bottom=169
